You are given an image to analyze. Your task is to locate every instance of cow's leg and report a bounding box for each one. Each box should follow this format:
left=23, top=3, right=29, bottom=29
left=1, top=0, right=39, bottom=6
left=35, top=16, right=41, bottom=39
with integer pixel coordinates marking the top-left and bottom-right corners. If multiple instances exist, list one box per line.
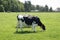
left=16, top=21, right=23, bottom=32
left=19, top=21, right=23, bottom=32
left=16, top=21, right=20, bottom=32
left=32, top=23, right=36, bottom=32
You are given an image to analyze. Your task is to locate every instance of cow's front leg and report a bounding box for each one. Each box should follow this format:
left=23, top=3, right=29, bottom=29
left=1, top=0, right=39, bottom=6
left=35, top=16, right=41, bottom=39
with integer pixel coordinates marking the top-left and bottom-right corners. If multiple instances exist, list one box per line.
left=20, top=26, right=23, bottom=32
left=19, top=21, right=23, bottom=32
left=16, top=21, right=20, bottom=32
left=16, top=26, right=18, bottom=32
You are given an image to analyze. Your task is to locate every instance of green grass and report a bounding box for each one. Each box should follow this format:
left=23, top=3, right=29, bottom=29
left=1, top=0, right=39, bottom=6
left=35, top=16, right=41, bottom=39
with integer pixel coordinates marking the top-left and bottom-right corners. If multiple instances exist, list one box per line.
left=0, top=12, right=60, bottom=40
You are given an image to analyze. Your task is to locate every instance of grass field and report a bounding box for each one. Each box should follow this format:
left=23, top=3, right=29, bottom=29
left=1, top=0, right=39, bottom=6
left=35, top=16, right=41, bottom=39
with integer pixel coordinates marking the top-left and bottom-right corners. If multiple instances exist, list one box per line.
left=0, top=12, right=60, bottom=40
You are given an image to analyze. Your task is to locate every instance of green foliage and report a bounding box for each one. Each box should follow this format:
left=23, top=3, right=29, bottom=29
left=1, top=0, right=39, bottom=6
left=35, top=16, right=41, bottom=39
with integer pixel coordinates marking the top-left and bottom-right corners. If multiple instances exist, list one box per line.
left=31, top=5, right=53, bottom=12
left=0, top=0, right=2, bottom=5
left=39, top=6, right=44, bottom=12
left=31, top=5, right=36, bottom=10
left=0, top=12, right=60, bottom=40
left=0, top=0, right=53, bottom=12
left=0, top=0, right=24, bottom=12
left=36, top=5, right=40, bottom=11
left=0, top=5, right=5, bottom=12
left=44, top=5, right=49, bottom=12
left=49, top=7, right=53, bottom=12
left=24, top=1, right=31, bottom=12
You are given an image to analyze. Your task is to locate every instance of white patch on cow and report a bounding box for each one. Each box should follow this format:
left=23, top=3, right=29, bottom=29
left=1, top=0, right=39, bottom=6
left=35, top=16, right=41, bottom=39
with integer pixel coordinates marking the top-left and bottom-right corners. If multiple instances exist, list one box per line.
left=18, top=15, right=23, bottom=19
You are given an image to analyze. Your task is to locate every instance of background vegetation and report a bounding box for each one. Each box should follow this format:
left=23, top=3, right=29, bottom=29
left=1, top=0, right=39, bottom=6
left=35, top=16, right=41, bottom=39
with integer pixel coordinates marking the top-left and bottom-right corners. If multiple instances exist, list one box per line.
left=0, top=0, right=53, bottom=12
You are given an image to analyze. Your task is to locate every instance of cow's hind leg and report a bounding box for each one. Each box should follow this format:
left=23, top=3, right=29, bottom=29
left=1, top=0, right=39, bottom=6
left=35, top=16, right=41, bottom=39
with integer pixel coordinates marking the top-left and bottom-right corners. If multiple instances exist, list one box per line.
left=32, top=24, right=36, bottom=32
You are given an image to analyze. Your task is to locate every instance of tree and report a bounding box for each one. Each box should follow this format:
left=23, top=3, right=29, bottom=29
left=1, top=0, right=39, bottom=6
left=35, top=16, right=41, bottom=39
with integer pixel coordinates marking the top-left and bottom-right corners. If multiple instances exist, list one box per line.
left=44, top=5, right=49, bottom=12
left=9, top=0, right=24, bottom=12
left=0, top=5, right=5, bottom=12
left=0, top=0, right=3, bottom=5
left=36, top=5, right=40, bottom=10
left=24, top=1, right=31, bottom=12
left=28, top=1, right=31, bottom=12
left=49, top=7, right=53, bottom=12
left=0, top=0, right=5, bottom=12
left=39, top=6, right=44, bottom=12
left=0, top=0, right=24, bottom=12
left=31, top=5, right=36, bottom=10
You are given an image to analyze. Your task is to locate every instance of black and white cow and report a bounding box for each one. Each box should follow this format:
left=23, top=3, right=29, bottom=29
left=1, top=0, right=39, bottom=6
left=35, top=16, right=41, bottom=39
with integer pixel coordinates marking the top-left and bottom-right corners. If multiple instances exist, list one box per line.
left=16, top=14, right=46, bottom=32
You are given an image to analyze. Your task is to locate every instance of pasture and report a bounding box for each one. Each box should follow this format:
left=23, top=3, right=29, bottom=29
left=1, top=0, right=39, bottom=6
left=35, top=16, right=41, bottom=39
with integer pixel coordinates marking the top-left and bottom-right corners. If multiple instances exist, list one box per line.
left=0, top=12, right=60, bottom=40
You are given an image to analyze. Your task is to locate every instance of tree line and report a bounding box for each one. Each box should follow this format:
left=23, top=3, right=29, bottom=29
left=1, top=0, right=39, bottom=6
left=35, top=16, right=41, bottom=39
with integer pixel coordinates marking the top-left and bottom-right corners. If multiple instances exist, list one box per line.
left=0, top=0, right=53, bottom=12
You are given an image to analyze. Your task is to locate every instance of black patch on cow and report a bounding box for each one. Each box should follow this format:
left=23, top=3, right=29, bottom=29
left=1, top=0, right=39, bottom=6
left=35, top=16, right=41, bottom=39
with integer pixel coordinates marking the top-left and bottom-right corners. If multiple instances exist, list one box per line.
left=23, top=17, right=33, bottom=25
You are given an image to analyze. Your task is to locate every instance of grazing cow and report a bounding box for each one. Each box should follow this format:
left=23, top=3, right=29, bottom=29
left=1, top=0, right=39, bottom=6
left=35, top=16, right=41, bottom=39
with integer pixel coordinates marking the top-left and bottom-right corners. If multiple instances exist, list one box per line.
left=16, top=14, right=46, bottom=32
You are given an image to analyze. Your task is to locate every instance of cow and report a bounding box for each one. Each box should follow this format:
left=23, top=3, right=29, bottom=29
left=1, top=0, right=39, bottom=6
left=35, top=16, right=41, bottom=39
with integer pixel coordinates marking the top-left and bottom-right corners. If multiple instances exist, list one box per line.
left=16, top=14, right=46, bottom=32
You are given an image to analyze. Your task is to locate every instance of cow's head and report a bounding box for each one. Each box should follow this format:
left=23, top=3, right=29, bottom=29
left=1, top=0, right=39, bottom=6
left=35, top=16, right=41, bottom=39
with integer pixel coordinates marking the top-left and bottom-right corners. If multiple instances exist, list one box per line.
left=41, top=24, right=46, bottom=30
left=34, top=17, right=46, bottom=31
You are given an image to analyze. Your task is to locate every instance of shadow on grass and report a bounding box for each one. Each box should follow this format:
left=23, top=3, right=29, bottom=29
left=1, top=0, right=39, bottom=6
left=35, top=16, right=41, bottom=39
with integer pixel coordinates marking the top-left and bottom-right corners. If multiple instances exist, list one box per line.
left=14, top=31, right=37, bottom=34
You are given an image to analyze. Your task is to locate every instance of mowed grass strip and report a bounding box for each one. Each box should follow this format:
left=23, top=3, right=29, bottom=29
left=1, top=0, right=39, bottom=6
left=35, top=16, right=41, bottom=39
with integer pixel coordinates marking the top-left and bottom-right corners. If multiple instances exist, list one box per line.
left=0, top=12, right=60, bottom=40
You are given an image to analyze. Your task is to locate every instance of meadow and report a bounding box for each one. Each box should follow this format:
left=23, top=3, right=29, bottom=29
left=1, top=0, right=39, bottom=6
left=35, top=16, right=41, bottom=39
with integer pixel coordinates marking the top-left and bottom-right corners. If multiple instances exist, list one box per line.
left=0, top=12, right=60, bottom=40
